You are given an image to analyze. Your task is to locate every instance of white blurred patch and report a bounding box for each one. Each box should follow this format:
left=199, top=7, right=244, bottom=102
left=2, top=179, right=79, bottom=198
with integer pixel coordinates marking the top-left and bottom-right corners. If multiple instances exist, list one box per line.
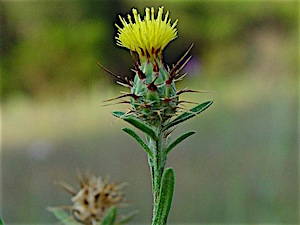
left=27, top=139, right=53, bottom=161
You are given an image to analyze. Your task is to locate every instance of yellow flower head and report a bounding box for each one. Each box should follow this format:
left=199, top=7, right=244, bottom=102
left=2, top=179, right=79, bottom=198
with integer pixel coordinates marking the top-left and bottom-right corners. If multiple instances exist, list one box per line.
left=115, top=6, right=178, bottom=56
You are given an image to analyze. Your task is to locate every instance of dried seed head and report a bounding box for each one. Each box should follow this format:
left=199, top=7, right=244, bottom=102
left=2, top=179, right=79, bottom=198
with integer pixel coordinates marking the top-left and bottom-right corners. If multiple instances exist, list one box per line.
left=59, top=173, right=127, bottom=225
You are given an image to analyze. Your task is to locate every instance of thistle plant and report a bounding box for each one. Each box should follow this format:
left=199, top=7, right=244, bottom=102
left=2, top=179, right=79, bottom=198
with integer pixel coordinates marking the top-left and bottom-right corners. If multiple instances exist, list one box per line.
left=101, top=6, right=213, bottom=225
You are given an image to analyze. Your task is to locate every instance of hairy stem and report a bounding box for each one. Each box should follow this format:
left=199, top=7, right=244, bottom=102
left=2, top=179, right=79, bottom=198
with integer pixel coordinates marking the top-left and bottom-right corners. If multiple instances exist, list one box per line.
left=148, top=125, right=167, bottom=222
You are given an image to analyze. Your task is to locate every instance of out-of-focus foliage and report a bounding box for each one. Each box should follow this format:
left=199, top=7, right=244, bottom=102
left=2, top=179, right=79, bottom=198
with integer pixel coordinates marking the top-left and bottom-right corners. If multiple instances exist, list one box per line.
left=0, top=1, right=126, bottom=100
left=0, top=1, right=297, bottom=100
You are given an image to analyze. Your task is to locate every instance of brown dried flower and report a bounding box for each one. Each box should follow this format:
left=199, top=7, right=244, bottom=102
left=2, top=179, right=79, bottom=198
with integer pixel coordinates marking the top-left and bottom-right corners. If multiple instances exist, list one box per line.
left=58, top=172, right=127, bottom=225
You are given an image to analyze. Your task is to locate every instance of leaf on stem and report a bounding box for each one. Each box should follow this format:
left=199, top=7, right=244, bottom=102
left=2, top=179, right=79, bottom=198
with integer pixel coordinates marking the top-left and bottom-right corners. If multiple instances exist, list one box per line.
left=112, top=111, right=125, bottom=118
left=0, top=216, right=3, bottom=225
left=112, top=111, right=158, bottom=141
left=152, top=168, right=174, bottom=225
left=163, top=101, right=213, bottom=131
left=165, top=131, right=196, bottom=155
left=47, top=207, right=81, bottom=225
left=122, top=128, right=153, bottom=158
left=100, top=207, right=117, bottom=225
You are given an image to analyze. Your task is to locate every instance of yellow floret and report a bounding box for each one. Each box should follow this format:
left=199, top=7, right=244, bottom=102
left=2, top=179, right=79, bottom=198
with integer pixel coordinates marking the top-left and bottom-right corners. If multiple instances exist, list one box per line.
left=115, top=6, right=178, bottom=56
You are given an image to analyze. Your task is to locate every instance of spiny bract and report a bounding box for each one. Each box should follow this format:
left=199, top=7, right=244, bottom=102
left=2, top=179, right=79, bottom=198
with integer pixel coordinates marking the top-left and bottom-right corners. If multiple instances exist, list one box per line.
left=129, top=50, right=179, bottom=126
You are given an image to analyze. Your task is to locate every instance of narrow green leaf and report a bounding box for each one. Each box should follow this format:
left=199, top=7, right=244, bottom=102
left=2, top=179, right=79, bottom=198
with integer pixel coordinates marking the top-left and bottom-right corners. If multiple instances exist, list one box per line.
left=123, top=117, right=158, bottom=141
left=165, top=131, right=196, bottom=155
left=47, top=207, right=80, bottom=225
left=0, top=216, right=3, bottom=225
left=122, top=128, right=153, bottom=158
left=152, top=168, right=174, bottom=225
left=112, top=112, right=158, bottom=141
left=100, top=207, right=117, bottom=225
left=112, top=111, right=125, bottom=118
left=115, top=210, right=139, bottom=225
left=163, top=101, right=213, bottom=131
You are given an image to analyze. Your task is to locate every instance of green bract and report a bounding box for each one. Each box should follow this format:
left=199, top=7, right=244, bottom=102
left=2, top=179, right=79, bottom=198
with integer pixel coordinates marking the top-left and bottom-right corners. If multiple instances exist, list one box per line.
left=130, top=53, right=179, bottom=126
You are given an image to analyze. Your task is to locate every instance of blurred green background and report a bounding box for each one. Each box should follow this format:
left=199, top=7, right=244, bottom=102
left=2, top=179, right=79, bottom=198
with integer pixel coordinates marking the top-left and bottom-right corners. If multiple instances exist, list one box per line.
left=0, top=0, right=298, bottom=224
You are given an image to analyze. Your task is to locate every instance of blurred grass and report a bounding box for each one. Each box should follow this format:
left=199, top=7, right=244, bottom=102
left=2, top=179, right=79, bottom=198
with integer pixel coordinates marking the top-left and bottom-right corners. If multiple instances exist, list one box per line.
left=0, top=0, right=298, bottom=224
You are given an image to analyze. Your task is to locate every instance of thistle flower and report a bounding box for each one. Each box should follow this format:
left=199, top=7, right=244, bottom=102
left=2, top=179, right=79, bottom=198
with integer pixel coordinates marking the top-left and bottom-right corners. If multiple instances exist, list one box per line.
left=115, top=6, right=178, bottom=57
left=103, top=6, right=198, bottom=126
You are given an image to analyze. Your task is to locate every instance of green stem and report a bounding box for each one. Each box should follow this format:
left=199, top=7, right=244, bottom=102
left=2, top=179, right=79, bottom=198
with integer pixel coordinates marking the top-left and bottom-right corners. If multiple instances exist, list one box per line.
left=147, top=125, right=167, bottom=223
